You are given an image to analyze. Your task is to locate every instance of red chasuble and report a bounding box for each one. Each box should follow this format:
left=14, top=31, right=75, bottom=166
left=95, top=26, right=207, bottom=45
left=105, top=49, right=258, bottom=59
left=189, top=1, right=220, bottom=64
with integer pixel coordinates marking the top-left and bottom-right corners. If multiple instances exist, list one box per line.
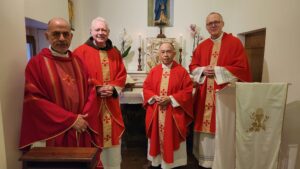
left=189, top=33, right=252, bottom=134
left=143, top=62, right=193, bottom=163
left=19, top=48, right=99, bottom=150
left=74, top=39, right=126, bottom=148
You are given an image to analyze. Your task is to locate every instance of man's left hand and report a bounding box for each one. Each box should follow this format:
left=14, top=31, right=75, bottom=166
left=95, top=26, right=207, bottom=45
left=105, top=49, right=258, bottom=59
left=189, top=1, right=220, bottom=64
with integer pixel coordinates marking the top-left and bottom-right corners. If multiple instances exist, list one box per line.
left=158, top=96, right=171, bottom=106
left=97, top=85, right=114, bottom=97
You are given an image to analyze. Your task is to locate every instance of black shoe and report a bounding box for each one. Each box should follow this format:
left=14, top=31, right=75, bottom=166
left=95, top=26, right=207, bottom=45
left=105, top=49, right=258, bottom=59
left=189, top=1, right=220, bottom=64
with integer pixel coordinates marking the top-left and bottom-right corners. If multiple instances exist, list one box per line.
left=199, top=166, right=211, bottom=169
left=148, top=165, right=161, bottom=169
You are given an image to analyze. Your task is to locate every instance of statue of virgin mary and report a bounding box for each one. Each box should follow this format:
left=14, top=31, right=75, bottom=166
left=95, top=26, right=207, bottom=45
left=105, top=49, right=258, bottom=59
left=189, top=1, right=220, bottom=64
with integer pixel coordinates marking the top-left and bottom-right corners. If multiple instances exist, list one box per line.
left=154, top=0, right=169, bottom=25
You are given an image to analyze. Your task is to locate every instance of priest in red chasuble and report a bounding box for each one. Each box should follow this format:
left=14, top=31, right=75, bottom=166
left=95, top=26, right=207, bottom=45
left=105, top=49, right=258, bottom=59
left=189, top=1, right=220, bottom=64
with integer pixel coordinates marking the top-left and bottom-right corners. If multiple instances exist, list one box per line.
left=73, top=17, right=126, bottom=169
left=189, top=12, right=252, bottom=168
left=143, top=42, right=193, bottom=169
left=19, top=18, right=99, bottom=151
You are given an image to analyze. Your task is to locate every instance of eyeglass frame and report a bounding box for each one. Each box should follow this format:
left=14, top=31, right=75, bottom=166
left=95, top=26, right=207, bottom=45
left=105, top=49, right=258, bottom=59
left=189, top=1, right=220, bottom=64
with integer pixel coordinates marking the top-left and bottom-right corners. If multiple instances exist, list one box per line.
left=206, top=20, right=222, bottom=27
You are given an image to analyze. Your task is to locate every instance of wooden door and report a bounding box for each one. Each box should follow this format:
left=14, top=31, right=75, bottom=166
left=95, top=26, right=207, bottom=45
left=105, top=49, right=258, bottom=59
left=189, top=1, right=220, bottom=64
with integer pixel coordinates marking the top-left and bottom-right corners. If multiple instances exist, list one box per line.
left=244, top=29, right=266, bottom=82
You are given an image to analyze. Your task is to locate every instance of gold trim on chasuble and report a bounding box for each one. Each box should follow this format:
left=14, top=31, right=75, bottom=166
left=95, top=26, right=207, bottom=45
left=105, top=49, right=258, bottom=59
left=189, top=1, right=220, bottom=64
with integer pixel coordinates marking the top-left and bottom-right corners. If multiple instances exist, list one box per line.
left=99, top=50, right=113, bottom=147
left=71, top=58, right=86, bottom=146
left=24, top=83, right=41, bottom=102
left=72, top=58, right=85, bottom=111
left=43, top=57, right=61, bottom=105
left=158, top=69, right=170, bottom=155
left=202, top=41, right=221, bottom=132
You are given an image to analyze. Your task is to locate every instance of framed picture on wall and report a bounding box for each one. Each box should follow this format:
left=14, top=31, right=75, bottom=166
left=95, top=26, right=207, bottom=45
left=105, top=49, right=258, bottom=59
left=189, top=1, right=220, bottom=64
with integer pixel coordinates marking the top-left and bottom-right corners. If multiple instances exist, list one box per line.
left=68, top=0, right=75, bottom=30
left=148, top=0, right=174, bottom=27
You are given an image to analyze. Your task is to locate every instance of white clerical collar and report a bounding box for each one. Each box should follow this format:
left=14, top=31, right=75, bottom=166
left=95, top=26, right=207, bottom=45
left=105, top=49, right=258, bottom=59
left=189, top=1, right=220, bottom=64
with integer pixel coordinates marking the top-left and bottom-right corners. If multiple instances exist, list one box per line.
left=49, top=46, right=69, bottom=58
left=211, top=32, right=224, bottom=43
left=162, top=62, right=173, bottom=69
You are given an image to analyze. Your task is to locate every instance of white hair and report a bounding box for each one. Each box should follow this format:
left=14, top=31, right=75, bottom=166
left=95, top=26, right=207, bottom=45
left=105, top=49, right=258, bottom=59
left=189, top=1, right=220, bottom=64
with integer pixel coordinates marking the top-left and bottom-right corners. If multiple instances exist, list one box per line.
left=90, top=17, right=110, bottom=31
left=207, top=12, right=224, bottom=21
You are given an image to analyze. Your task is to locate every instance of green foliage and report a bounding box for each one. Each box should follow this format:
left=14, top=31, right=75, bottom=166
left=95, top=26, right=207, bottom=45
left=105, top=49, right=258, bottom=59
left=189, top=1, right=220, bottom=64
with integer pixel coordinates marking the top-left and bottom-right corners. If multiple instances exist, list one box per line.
left=122, top=46, right=131, bottom=58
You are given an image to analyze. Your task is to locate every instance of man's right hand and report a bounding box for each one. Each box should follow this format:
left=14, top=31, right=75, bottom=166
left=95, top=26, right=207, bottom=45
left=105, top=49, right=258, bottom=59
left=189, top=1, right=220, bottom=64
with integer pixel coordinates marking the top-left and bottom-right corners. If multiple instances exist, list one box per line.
left=96, top=85, right=114, bottom=97
left=153, top=95, right=161, bottom=102
left=157, top=96, right=171, bottom=106
left=203, top=66, right=215, bottom=77
left=73, top=114, right=88, bottom=133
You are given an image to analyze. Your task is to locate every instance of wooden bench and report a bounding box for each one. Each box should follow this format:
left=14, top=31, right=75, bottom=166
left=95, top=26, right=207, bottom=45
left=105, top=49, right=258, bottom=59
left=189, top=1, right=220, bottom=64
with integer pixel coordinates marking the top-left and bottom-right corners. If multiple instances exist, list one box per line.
left=20, top=147, right=98, bottom=169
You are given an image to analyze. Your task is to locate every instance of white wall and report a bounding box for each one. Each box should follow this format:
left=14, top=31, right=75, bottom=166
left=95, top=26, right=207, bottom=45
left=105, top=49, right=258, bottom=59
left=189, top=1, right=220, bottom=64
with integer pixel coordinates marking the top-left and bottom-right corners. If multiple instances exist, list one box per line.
left=0, top=103, right=7, bottom=169
left=25, top=0, right=69, bottom=24
left=280, top=101, right=300, bottom=169
left=0, top=0, right=27, bottom=168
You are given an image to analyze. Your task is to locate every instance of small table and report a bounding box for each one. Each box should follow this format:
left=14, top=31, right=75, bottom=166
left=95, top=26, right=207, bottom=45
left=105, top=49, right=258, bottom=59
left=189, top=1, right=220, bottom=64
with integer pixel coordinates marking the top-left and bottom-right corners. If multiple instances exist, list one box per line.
left=20, top=147, right=98, bottom=169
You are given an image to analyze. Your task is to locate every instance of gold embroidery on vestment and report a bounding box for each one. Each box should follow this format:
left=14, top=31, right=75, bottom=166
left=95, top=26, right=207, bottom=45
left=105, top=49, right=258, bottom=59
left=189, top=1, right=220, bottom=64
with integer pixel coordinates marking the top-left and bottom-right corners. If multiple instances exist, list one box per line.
left=158, top=69, right=170, bottom=155
left=246, top=108, right=269, bottom=133
left=100, top=51, right=110, bottom=85
left=202, top=41, right=221, bottom=132
left=100, top=50, right=113, bottom=147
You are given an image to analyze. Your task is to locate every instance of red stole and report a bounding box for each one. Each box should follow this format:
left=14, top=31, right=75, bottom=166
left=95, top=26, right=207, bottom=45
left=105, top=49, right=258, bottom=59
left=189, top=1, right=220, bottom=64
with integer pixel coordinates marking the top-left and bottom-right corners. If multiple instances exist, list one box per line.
left=143, top=62, right=193, bottom=163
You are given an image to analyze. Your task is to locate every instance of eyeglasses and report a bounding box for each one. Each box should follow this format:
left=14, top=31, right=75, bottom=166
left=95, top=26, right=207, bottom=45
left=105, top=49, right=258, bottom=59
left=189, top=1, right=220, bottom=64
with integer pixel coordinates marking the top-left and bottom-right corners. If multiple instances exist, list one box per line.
left=206, top=21, right=221, bottom=27
left=51, top=31, right=71, bottom=38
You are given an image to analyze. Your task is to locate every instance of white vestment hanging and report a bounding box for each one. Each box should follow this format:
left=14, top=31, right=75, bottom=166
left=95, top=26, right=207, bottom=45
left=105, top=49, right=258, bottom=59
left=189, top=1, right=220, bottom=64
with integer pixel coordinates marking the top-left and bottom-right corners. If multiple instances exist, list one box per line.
left=236, top=82, right=288, bottom=169
left=213, top=85, right=236, bottom=169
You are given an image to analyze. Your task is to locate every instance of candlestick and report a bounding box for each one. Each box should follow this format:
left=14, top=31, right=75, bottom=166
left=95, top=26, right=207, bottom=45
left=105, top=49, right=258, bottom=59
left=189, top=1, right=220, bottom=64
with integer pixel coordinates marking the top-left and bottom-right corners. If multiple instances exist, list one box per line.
left=179, top=48, right=183, bottom=65
left=137, top=47, right=142, bottom=71
left=179, top=34, right=183, bottom=48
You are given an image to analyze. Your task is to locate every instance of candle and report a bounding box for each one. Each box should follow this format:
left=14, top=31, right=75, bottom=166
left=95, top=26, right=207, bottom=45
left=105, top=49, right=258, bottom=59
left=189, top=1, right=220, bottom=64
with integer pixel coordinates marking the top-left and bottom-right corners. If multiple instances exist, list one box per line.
left=138, top=34, right=142, bottom=48
left=179, top=34, right=183, bottom=48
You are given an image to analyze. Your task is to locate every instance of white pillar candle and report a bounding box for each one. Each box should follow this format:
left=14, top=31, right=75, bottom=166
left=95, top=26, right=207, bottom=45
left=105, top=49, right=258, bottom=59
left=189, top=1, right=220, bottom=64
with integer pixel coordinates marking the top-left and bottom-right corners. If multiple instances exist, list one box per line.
left=138, top=34, right=142, bottom=48
left=179, top=34, right=183, bottom=48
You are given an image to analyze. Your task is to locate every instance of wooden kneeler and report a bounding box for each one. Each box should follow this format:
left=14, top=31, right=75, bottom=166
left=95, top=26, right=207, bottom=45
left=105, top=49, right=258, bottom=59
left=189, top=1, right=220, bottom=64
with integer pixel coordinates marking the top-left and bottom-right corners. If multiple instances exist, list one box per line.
left=20, top=147, right=98, bottom=169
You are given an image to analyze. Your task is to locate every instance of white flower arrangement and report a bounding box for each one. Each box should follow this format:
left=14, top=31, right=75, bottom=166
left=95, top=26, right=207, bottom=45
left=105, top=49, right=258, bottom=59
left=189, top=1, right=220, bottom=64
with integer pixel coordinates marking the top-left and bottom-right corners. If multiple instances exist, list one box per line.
left=118, top=28, right=132, bottom=58
left=190, top=24, right=203, bottom=55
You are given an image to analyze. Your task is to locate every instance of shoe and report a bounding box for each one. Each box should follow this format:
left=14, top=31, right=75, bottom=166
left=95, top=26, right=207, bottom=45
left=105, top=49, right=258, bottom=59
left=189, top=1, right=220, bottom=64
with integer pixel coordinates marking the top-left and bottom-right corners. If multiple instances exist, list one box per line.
left=148, top=165, right=161, bottom=169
